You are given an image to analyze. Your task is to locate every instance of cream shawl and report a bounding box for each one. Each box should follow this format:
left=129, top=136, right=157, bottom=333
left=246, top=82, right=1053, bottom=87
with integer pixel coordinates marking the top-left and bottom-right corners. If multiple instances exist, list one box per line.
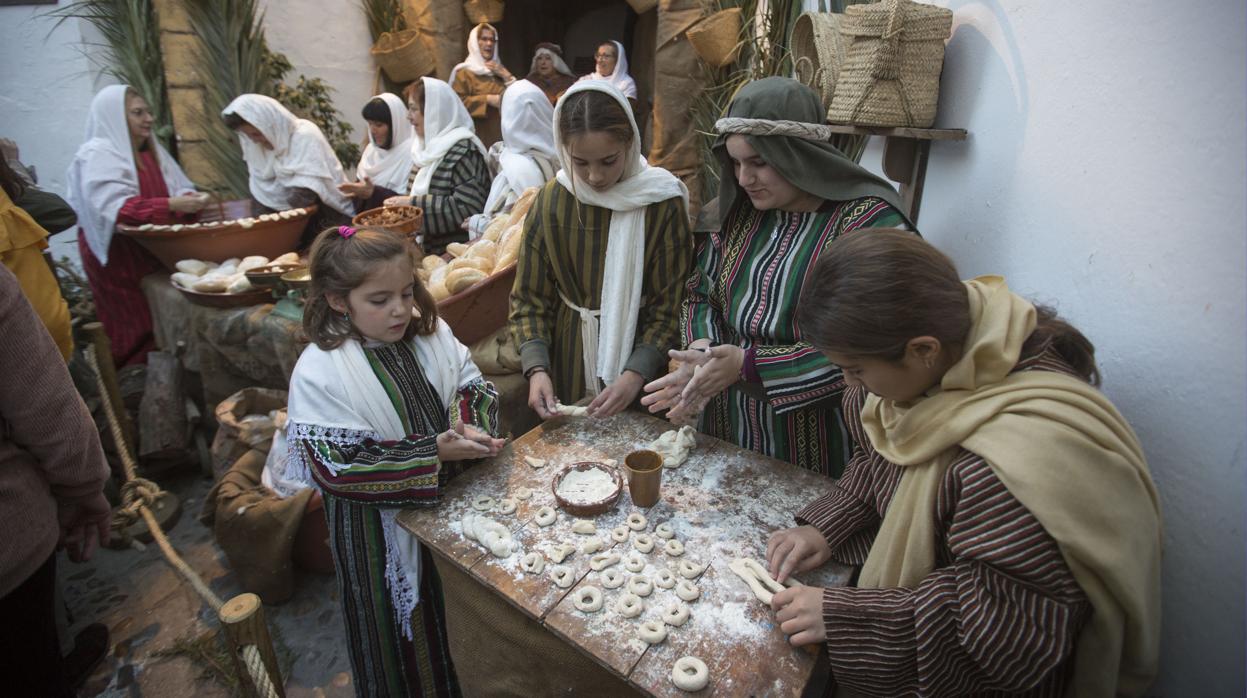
left=355, top=93, right=416, bottom=195
left=410, top=78, right=487, bottom=197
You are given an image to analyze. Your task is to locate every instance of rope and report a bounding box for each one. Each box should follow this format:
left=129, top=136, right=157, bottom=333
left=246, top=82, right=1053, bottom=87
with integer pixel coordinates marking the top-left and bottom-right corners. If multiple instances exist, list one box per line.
left=84, top=345, right=280, bottom=698
left=714, top=116, right=835, bottom=142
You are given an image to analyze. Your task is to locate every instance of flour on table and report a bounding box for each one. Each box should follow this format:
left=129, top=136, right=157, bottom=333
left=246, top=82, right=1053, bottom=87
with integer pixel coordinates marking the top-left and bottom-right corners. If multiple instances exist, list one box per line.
left=556, top=467, right=617, bottom=504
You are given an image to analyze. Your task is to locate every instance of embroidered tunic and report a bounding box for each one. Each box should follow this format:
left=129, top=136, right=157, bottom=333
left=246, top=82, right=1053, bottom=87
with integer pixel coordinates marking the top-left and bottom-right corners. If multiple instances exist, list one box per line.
left=795, top=340, right=1091, bottom=697
left=681, top=197, right=906, bottom=477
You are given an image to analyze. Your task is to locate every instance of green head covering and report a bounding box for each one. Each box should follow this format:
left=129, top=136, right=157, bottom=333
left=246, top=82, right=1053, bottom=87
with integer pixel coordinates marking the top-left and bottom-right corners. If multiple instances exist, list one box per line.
left=714, top=77, right=907, bottom=220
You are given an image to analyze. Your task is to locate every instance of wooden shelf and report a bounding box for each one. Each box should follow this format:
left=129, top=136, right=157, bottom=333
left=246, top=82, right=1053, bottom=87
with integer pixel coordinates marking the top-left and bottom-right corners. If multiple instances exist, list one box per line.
left=826, top=124, right=967, bottom=141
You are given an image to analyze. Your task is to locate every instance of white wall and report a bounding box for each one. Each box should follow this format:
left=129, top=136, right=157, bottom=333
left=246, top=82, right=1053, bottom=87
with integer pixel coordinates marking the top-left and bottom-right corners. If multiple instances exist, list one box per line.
left=855, top=1, right=1245, bottom=693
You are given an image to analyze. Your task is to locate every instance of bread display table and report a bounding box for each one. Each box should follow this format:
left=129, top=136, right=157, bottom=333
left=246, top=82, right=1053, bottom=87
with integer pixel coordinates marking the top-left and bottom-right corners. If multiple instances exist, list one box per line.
left=399, top=410, right=853, bottom=696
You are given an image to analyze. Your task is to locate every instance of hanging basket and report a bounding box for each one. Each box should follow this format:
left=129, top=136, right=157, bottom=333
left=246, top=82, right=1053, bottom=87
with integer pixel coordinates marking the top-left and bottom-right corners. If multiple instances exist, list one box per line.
left=371, top=29, right=436, bottom=84
left=686, top=8, right=743, bottom=69
left=791, top=12, right=845, bottom=111
left=828, top=0, right=952, bottom=128
left=626, top=0, right=657, bottom=13
left=464, top=0, right=504, bottom=23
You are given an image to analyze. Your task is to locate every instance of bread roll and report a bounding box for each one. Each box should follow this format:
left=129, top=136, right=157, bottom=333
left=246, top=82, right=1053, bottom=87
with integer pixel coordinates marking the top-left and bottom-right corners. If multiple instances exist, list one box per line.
left=447, top=256, right=492, bottom=274
left=416, top=268, right=431, bottom=284
left=510, top=187, right=540, bottom=222
left=495, top=224, right=525, bottom=270
left=429, top=277, right=451, bottom=301
left=422, top=254, right=447, bottom=271
left=193, top=276, right=228, bottom=293
left=482, top=213, right=511, bottom=243
left=465, top=240, right=497, bottom=269
left=171, top=272, right=200, bottom=289
left=273, top=252, right=300, bottom=265
left=446, top=242, right=470, bottom=258
left=226, top=274, right=252, bottom=294
left=175, top=259, right=210, bottom=276
left=445, top=267, right=487, bottom=295
left=238, top=255, right=269, bottom=273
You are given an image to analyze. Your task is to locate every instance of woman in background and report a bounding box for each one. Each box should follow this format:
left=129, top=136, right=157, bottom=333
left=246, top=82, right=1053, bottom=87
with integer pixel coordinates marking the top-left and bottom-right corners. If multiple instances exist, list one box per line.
left=337, top=94, right=416, bottom=210
left=449, top=23, right=514, bottom=148
left=525, top=42, right=576, bottom=105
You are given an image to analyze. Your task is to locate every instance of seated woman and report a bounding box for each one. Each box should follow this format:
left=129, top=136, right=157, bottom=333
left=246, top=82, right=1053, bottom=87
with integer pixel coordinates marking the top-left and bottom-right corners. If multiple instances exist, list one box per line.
left=221, top=94, right=354, bottom=247
left=578, top=41, right=639, bottom=115
left=526, top=42, right=576, bottom=105
left=450, top=23, right=514, bottom=148
left=464, top=79, right=559, bottom=238
left=66, top=84, right=207, bottom=367
left=767, top=229, right=1162, bottom=696
left=642, top=77, right=909, bottom=478
left=382, top=78, right=489, bottom=255
left=336, top=93, right=415, bottom=209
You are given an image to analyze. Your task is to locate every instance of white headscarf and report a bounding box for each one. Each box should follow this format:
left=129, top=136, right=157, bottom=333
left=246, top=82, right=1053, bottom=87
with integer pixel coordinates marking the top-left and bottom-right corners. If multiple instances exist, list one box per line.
left=448, top=23, right=509, bottom=85
left=65, top=84, right=197, bottom=265
left=529, top=45, right=574, bottom=78
left=355, top=94, right=416, bottom=195
left=553, top=81, right=687, bottom=389
left=483, top=80, right=558, bottom=214
left=410, top=78, right=487, bottom=197
left=577, top=40, right=638, bottom=99
left=221, top=94, right=354, bottom=216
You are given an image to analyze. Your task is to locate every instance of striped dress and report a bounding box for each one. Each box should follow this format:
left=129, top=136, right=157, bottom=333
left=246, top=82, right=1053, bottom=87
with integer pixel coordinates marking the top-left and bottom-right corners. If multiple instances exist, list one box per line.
left=509, top=180, right=693, bottom=402
left=795, top=339, right=1091, bottom=697
left=295, top=341, right=498, bottom=698
left=681, top=197, right=906, bottom=477
left=409, top=141, right=489, bottom=255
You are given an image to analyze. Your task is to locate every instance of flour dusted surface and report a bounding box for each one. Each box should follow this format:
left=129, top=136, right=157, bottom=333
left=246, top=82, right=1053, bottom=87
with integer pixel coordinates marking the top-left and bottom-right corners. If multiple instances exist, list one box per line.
left=556, top=466, right=617, bottom=504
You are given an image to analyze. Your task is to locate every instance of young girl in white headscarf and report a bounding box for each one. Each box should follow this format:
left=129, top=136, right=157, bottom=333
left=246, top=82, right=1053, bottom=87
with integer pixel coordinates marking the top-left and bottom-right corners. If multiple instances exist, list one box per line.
left=65, top=84, right=207, bottom=367
left=221, top=94, right=354, bottom=246
left=578, top=40, right=638, bottom=99
left=337, top=93, right=415, bottom=208
left=383, top=78, right=490, bottom=255
left=509, top=82, right=692, bottom=420
left=449, top=23, right=515, bottom=148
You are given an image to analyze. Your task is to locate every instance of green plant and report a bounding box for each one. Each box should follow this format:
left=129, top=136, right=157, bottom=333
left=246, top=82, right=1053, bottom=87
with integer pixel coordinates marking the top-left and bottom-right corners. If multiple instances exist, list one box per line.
left=46, top=0, right=173, bottom=152
left=267, top=53, right=361, bottom=173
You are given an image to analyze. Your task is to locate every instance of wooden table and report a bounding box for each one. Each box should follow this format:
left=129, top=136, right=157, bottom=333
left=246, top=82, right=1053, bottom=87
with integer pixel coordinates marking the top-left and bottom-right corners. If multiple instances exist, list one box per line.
left=399, top=410, right=853, bottom=696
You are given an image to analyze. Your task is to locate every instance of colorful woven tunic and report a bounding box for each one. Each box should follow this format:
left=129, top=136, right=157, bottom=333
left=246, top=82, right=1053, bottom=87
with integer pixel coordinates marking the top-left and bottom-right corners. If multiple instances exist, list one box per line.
left=681, top=197, right=906, bottom=477
left=292, top=340, right=498, bottom=697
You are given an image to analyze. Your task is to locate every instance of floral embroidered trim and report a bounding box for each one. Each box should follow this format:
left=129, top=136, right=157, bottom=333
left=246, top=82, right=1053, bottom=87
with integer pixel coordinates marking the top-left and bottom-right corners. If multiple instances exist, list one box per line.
left=285, top=422, right=382, bottom=484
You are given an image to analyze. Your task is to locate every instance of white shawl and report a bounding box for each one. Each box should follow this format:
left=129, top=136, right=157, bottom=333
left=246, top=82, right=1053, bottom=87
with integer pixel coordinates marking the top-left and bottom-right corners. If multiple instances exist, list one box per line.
left=553, top=82, right=687, bottom=390
left=483, top=80, right=558, bottom=215
left=65, top=84, right=198, bottom=265
left=355, top=93, right=416, bottom=195
left=410, top=78, right=487, bottom=197
left=285, top=318, right=481, bottom=638
left=529, top=45, right=575, bottom=79
left=448, top=23, right=510, bottom=86
left=577, top=40, right=639, bottom=99
left=221, top=94, right=354, bottom=216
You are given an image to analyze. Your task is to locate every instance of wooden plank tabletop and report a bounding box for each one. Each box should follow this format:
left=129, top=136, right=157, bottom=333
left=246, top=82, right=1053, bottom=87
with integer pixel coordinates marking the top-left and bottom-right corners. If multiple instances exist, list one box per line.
left=399, top=410, right=853, bottom=696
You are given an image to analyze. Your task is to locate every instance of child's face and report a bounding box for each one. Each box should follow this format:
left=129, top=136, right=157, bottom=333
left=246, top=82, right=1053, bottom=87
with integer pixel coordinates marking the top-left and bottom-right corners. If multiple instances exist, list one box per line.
left=331, top=255, right=416, bottom=344
left=568, top=131, right=627, bottom=191
left=824, top=340, right=945, bottom=403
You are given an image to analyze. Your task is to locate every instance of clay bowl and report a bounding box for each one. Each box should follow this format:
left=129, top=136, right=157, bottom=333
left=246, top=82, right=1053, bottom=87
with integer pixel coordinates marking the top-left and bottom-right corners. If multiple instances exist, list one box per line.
left=118, top=201, right=316, bottom=270
left=551, top=461, right=623, bottom=517
left=174, top=281, right=273, bottom=309
left=352, top=204, right=424, bottom=236
left=246, top=262, right=306, bottom=291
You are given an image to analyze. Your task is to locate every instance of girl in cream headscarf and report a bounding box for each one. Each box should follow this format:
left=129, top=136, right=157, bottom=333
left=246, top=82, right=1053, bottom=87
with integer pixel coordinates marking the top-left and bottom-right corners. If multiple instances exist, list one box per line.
left=449, top=23, right=515, bottom=147
left=337, top=93, right=415, bottom=208
left=768, top=229, right=1162, bottom=697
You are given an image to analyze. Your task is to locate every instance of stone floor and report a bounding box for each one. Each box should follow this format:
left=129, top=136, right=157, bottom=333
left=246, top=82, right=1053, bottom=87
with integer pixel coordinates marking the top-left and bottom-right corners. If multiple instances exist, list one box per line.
left=60, top=471, right=355, bottom=697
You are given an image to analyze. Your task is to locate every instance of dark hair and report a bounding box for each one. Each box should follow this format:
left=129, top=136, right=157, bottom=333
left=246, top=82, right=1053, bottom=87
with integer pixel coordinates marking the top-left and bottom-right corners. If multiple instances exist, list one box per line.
left=222, top=112, right=248, bottom=130
left=402, top=80, right=426, bottom=111
left=557, top=89, right=633, bottom=147
left=361, top=98, right=393, bottom=148
left=303, top=226, right=438, bottom=350
left=796, top=228, right=1100, bottom=385
left=0, top=157, right=25, bottom=202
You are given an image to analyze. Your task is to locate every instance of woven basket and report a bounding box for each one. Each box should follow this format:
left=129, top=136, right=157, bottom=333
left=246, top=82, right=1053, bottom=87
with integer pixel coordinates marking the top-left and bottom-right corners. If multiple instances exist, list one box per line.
left=464, top=0, right=504, bottom=23
left=626, top=0, right=657, bottom=13
left=828, top=0, right=952, bottom=128
left=687, top=8, right=743, bottom=68
left=791, top=12, right=845, bottom=111
left=371, top=29, right=435, bottom=84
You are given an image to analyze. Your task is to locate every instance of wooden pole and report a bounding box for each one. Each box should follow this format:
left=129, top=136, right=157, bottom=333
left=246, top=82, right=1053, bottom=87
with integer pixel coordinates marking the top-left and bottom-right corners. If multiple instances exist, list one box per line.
left=84, top=321, right=137, bottom=455
left=219, top=593, right=285, bottom=698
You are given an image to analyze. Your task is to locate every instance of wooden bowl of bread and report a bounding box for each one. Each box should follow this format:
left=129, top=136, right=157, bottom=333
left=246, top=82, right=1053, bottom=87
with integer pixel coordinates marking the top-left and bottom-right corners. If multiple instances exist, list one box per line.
left=118, top=200, right=315, bottom=270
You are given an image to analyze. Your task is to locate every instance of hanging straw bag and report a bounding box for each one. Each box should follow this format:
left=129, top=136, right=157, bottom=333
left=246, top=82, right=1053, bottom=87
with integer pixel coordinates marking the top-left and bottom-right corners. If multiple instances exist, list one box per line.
left=791, top=12, right=846, bottom=111
left=687, top=7, right=743, bottom=68
left=828, top=0, right=952, bottom=128
left=371, top=28, right=436, bottom=84
left=626, top=0, right=657, bottom=13
left=464, top=0, right=504, bottom=23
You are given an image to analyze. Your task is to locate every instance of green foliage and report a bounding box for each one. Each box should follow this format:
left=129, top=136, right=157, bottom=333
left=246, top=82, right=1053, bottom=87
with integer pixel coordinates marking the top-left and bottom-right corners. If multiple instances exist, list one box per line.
left=272, top=73, right=361, bottom=174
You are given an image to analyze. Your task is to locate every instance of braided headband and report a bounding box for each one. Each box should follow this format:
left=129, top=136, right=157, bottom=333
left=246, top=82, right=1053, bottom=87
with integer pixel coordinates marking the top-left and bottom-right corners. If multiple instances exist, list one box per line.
left=715, top=117, right=834, bottom=142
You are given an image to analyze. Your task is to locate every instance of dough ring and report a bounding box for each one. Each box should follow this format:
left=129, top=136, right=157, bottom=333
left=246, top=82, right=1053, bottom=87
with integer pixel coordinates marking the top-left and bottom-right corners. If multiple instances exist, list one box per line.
left=573, top=586, right=604, bottom=613
left=571, top=519, right=597, bottom=535
left=677, top=560, right=707, bottom=579
left=482, top=530, right=512, bottom=557
left=671, top=656, right=709, bottom=692
left=548, top=543, right=575, bottom=564
left=663, top=602, right=691, bottom=627
left=654, top=522, right=675, bottom=539
left=550, top=565, right=575, bottom=588
left=589, top=552, right=621, bottom=571
left=498, top=498, right=518, bottom=515
left=626, top=512, right=647, bottom=531
left=654, top=569, right=677, bottom=589
left=638, top=620, right=668, bottom=644
left=675, top=580, right=701, bottom=602
left=610, top=525, right=630, bottom=542
left=633, top=534, right=655, bottom=553
left=534, top=506, right=557, bottom=526
left=627, top=575, right=653, bottom=597
left=471, top=495, right=495, bottom=511
left=615, top=593, right=644, bottom=618
left=514, top=486, right=534, bottom=500
left=624, top=554, right=646, bottom=573
left=727, top=557, right=801, bottom=605
left=663, top=539, right=685, bottom=557
left=580, top=538, right=604, bottom=555
left=521, top=552, right=546, bottom=574
left=600, top=568, right=625, bottom=589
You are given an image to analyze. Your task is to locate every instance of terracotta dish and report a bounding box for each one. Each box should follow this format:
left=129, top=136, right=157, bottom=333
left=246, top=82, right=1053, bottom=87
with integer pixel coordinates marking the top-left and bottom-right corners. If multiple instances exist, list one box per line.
left=551, top=461, right=623, bottom=517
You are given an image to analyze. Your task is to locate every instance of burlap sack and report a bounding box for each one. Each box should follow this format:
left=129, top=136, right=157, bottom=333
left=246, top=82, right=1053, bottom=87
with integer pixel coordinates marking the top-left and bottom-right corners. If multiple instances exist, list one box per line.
left=210, top=387, right=287, bottom=480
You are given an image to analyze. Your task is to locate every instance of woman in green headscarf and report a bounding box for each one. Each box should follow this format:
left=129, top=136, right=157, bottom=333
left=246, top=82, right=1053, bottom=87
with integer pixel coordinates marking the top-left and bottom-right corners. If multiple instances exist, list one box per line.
left=642, top=77, right=911, bottom=477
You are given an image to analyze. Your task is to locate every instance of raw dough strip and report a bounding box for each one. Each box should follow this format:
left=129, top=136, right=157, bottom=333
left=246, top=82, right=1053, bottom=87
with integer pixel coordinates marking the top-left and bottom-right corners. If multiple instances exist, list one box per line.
left=580, top=538, right=604, bottom=555
left=589, top=553, right=621, bottom=571
left=555, top=403, right=589, bottom=417
left=615, top=593, right=644, bottom=618
left=671, top=656, right=709, bottom=692
left=548, top=543, right=576, bottom=564
left=571, top=519, right=597, bottom=535
left=638, top=620, right=667, bottom=644
left=727, top=557, right=801, bottom=606
left=573, top=586, right=604, bottom=613
left=524, top=455, right=547, bottom=468
left=626, top=512, right=648, bottom=531
left=600, top=568, right=626, bottom=589
left=610, top=525, right=631, bottom=542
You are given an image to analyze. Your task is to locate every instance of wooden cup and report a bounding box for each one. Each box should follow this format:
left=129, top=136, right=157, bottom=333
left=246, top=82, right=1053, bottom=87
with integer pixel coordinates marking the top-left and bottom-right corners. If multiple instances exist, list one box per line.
left=624, top=449, right=664, bottom=508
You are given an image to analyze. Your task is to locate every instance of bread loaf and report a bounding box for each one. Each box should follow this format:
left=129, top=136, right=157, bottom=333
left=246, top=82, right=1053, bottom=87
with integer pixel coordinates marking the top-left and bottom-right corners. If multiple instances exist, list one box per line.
left=495, top=223, right=525, bottom=270
left=510, top=187, right=540, bottom=222
left=445, top=267, right=487, bottom=295
left=465, top=239, right=497, bottom=268
left=193, top=276, right=229, bottom=293
left=238, top=255, right=269, bottom=273
left=421, top=254, right=447, bottom=271
left=226, top=274, right=252, bottom=294
left=447, top=256, right=492, bottom=274
left=446, top=242, right=470, bottom=258
left=482, top=213, right=511, bottom=243
left=273, top=252, right=300, bottom=265
left=171, top=272, right=200, bottom=289
left=175, top=259, right=210, bottom=276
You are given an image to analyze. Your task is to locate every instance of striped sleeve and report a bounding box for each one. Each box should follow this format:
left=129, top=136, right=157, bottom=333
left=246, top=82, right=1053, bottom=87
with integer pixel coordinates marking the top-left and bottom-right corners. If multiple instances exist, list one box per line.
left=680, top=230, right=727, bottom=346
left=628, top=196, right=693, bottom=380
left=508, top=182, right=557, bottom=374
left=457, top=379, right=500, bottom=437
left=412, top=140, right=489, bottom=251
left=302, top=434, right=442, bottom=507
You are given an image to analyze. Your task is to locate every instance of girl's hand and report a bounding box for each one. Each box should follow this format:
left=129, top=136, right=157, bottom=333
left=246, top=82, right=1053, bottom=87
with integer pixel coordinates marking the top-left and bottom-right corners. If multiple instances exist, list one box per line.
left=588, top=370, right=644, bottom=418
left=383, top=195, right=413, bottom=207
left=679, top=344, right=744, bottom=410
left=766, top=525, right=832, bottom=583
left=338, top=177, right=374, bottom=199
left=772, top=586, right=827, bottom=646
left=460, top=422, right=506, bottom=456
left=437, top=423, right=494, bottom=461
left=527, top=370, right=558, bottom=420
